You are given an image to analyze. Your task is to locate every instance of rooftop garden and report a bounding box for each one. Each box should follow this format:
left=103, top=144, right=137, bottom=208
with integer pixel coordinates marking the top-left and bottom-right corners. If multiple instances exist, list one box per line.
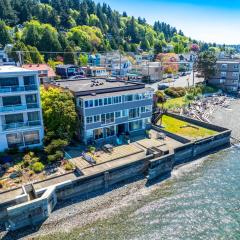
left=159, top=115, right=217, bottom=140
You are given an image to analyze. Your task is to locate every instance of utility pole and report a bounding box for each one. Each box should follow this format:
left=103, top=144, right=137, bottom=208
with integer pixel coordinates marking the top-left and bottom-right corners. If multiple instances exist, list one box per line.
left=119, top=51, right=122, bottom=79
left=17, top=51, right=22, bottom=66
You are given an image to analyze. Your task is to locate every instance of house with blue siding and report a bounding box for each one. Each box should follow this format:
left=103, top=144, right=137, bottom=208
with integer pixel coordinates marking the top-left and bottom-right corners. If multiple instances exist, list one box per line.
left=49, top=79, right=154, bottom=144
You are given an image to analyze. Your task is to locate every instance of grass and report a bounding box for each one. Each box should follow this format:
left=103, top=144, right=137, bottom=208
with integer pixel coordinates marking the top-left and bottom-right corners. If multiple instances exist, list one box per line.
left=163, top=96, right=190, bottom=110
left=159, top=115, right=217, bottom=140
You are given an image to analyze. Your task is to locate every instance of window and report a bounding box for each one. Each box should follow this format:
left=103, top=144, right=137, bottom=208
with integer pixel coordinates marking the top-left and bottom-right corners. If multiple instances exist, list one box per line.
left=7, top=133, right=24, bottom=147
left=85, top=100, right=93, bottom=108
left=145, top=105, right=152, bottom=112
left=24, top=76, right=35, bottom=85
left=86, top=116, right=93, bottom=124
left=129, top=108, right=140, bottom=119
left=129, top=120, right=143, bottom=131
left=234, top=64, right=239, bottom=69
left=94, top=99, right=99, bottom=107
left=28, top=111, right=40, bottom=122
left=113, top=96, right=122, bottom=104
left=105, top=126, right=115, bottom=137
left=125, top=94, right=133, bottom=102
left=221, top=64, right=228, bottom=69
left=23, top=130, right=40, bottom=145
left=115, top=111, right=121, bottom=118
left=2, top=96, right=21, bottom=106
left=85, top=101, right=89, bottom=108
left=108, top=97, right=112, bottom=105
left=221, top=72, right=227, bottom=78
left=122, top=109, right=127, bottom=117
left=104, top=98, right=108, bottom=105
left=5, top=114, right=24, bottom=124
left=0, top=77, right=19, bottom=87
left=99, top=99, right=103, bottom=106
left=101, top=112, right=115, bottom=124
left=26, top=94, right=37, bottom=104
left=94, top=115, right=100, bottom=123
left=232, top=72, right=239, bottom=77
left=89, top=100, right=93, bottom=107
left=93, top=128, right=103, bottom=140
left=141, top=107, right=146, bottom=113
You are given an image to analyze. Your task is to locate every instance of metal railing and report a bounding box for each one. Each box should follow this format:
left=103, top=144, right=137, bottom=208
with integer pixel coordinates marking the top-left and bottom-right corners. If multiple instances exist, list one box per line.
left=2, top=120, right=41, bottom=130
left=0, top=85, right=38, bottom=93
left=0, top=103, right=39, bottom=112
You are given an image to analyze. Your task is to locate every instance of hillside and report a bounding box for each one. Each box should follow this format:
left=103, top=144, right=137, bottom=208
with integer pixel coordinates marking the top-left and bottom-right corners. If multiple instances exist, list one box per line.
left=0, top=0, right=196, bottom=63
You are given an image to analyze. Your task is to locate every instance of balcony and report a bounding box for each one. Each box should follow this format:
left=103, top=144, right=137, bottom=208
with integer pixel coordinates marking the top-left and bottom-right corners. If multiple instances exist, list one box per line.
left=0, top=85, right=38, bottom=94
left=0, top=103, right=39, bottom=112
left=2, top=120, right=41, bottom=131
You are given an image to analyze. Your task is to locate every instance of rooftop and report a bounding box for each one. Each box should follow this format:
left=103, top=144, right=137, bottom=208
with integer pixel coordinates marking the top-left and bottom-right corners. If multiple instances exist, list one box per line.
left=50, top=79, right=149, bottom=97
left=0, top=65, right=37, bottom=75
left=22, top=64, right=56, bottom=78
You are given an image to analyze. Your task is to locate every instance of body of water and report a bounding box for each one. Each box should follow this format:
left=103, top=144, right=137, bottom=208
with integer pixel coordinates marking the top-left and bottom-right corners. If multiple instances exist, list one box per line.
left=39, top=147, right=240, bottom=240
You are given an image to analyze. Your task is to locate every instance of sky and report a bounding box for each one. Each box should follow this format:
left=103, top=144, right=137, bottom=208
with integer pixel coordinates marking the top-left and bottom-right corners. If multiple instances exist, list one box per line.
left=94, top=0, right=240, bottom=44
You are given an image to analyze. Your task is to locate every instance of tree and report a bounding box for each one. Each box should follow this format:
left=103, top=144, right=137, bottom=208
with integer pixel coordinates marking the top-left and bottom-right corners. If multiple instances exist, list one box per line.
left=78, top=54, right=88, bottom=66
left=10, top=42, right=32, bottom=64
left=155, top=90, right=166, bottom=109
left=40, top=87, right=78, bottom=141
left=0, top=21, right=12, bottom=46
left=27, top=45, right=44, bottom=64
left=64, top=45, right=76, bottom=64
left=140, top=38, right=150, bottom=51
left=196, top=51, right=217, bottom=80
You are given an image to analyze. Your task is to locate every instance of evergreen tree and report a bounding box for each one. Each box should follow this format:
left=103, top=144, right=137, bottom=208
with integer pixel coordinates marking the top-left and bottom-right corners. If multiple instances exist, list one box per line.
left=0, top=21, right=12, bottom=46
left=64, top=45, right=76, bottom=64
left=27, top=45, right=44, bottom=63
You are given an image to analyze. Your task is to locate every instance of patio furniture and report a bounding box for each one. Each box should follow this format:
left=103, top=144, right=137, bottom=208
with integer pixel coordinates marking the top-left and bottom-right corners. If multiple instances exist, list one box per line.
left=82, top=152, right=96, bottom=164
left=103, top=144, right=114, bottom=153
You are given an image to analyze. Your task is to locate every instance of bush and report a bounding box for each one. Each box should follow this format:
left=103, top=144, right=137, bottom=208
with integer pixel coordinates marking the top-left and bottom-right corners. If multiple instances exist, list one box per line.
left=64, top=162, right=75, bottom=171
left=44, top=139, right=68, bottom=155
left=47, top=150, right=64, bottom=162
left=88, top=146, right=96, bottom=153
left=23, top=152, right=40, bottom=167
left=31, top=162, right=45, bottom=173
left=164, top=87, right=186, bottom=98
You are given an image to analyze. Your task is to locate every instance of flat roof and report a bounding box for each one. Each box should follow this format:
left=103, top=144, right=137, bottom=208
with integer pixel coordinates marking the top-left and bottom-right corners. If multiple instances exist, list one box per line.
left=0, top=65, right=37, bottom=75
left=50, top=79, right=148, bottom=97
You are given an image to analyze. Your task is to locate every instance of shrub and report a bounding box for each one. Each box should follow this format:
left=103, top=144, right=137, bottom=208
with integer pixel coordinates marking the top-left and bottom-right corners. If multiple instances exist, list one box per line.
left=47, top=150, right=64, bottom=162
left=64, top=162, right=75, bottom=171
left=23, top=152, right=40, bottom=167
left=88, top=146, right=96, bottom=153
left=44, top=139, right=68, bottom=155
left=164, top=87, right=186, bottom=98
left=31, top=162, right=45, bottom=173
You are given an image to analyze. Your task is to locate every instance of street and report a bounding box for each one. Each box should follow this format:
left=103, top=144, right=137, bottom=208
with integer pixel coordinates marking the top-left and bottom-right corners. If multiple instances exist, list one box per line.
left=146, top=72, right=204, bottom=91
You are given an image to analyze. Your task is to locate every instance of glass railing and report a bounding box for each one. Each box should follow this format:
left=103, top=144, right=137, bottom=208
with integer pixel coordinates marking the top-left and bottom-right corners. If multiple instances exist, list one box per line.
left=0, top=85, right=38, bottom=93
left=0, top=103, right=39, bottom=112
left=2, top=120, right=41, bottom=130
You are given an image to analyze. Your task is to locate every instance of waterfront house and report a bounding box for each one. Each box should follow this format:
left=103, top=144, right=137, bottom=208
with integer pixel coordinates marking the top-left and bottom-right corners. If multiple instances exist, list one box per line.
left=0, top=66, right=44, bottom=151
left=208, top=59, right=240, bottom=92
left=48, top=79, right=153, bottom=144
left=22, top=64, right=56, bottom=83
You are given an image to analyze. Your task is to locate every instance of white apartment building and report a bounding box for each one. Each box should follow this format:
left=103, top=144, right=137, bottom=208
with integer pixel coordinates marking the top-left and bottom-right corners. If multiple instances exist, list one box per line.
left=0, top=66, right=44, bottom=151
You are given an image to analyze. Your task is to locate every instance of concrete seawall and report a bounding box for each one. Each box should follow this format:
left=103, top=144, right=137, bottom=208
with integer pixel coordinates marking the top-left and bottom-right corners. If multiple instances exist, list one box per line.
left=0, top=115, right=232, bottom=231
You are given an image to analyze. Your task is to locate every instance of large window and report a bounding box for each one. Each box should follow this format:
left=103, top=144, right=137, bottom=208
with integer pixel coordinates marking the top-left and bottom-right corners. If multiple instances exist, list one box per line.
left=24, top=76, right=35, bottom=86
left=94, top=115, right=100, bottom=123
left=0, top=77, right=19, bottom=87
left=26, top=94, right=38, bottom=108
left=2, top=96, right=21, bottom=106
left=129, top=120, right=143, bottom=131
left=93, top=128, right=103, bottom=140
left=86, top=116, right=93, bottom=124
left=101, top=112, right=115, bottom=125
left=28, top=111, right=40, bottom=122
left=5, top=113, right=24, bottom=124
left=105, top=126, right=115, bottom=137
left=7, top=133, right=24, bottom=147
left=129, top=108, right=140, bottom=119
left=23, top=131, right=40, bottom=145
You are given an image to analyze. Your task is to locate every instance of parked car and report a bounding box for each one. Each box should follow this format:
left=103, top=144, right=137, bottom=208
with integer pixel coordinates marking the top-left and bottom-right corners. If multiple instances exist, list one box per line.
left=69, top=74, right=85, bottom=80
left=180, top=72, right=187, bottom=76
left=173, top=74, right=179, bottom=79
left=158, top=84, right=169, bottom=90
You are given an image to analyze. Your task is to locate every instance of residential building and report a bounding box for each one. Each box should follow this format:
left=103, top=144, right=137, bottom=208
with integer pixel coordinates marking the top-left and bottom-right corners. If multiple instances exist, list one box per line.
left=88, top=54, right=101, bottom=66
left=208, top=59, right=240, bottom=92
left=55, top=64, right=85, bottom=78
left=49, top=79, right=153, bottom=144
left=22, top=64, right=56, bottom=83
left=0, top=66, right=44, bottom=151
left=0, top=45, right=15, bottom=66
left=141, top=62, right=163, bottom=82
left=86, top=66, right=109, bottom=77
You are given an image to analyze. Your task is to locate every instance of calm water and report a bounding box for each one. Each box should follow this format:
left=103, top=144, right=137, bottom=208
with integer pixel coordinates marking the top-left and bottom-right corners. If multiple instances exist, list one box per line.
left=42, top=147, right=240, bottom=240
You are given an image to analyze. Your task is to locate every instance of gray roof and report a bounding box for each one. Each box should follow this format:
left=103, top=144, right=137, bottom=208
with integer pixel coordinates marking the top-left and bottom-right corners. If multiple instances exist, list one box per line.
left=50, top=79, right=148, bottom=97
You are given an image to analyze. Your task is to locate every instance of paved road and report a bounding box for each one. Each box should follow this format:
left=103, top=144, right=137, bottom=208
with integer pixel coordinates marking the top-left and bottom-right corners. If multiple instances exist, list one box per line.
left=146, top=72, right=204, bottom=91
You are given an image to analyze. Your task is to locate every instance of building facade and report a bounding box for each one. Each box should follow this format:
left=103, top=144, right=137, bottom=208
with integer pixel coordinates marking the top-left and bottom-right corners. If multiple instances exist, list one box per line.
left=50, top=79, right=153, bottom=144
left=208, top=59, right=240, bottom=92
left=0, top=66, right=44, bottom=151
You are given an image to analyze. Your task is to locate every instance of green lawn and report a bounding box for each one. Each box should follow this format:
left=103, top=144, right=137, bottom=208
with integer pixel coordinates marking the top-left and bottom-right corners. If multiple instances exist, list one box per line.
left=163, top=97, right=189, bottom=110
left=159, top=115, right=217, bottom=140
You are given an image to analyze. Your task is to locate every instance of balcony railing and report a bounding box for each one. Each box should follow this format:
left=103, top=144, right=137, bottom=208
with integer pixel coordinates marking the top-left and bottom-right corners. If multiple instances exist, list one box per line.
left=0, top=103, right=39, bottom=112
left=0, top=85, right=38, bottom=93
left=2, top=120, right=41, bottom=131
